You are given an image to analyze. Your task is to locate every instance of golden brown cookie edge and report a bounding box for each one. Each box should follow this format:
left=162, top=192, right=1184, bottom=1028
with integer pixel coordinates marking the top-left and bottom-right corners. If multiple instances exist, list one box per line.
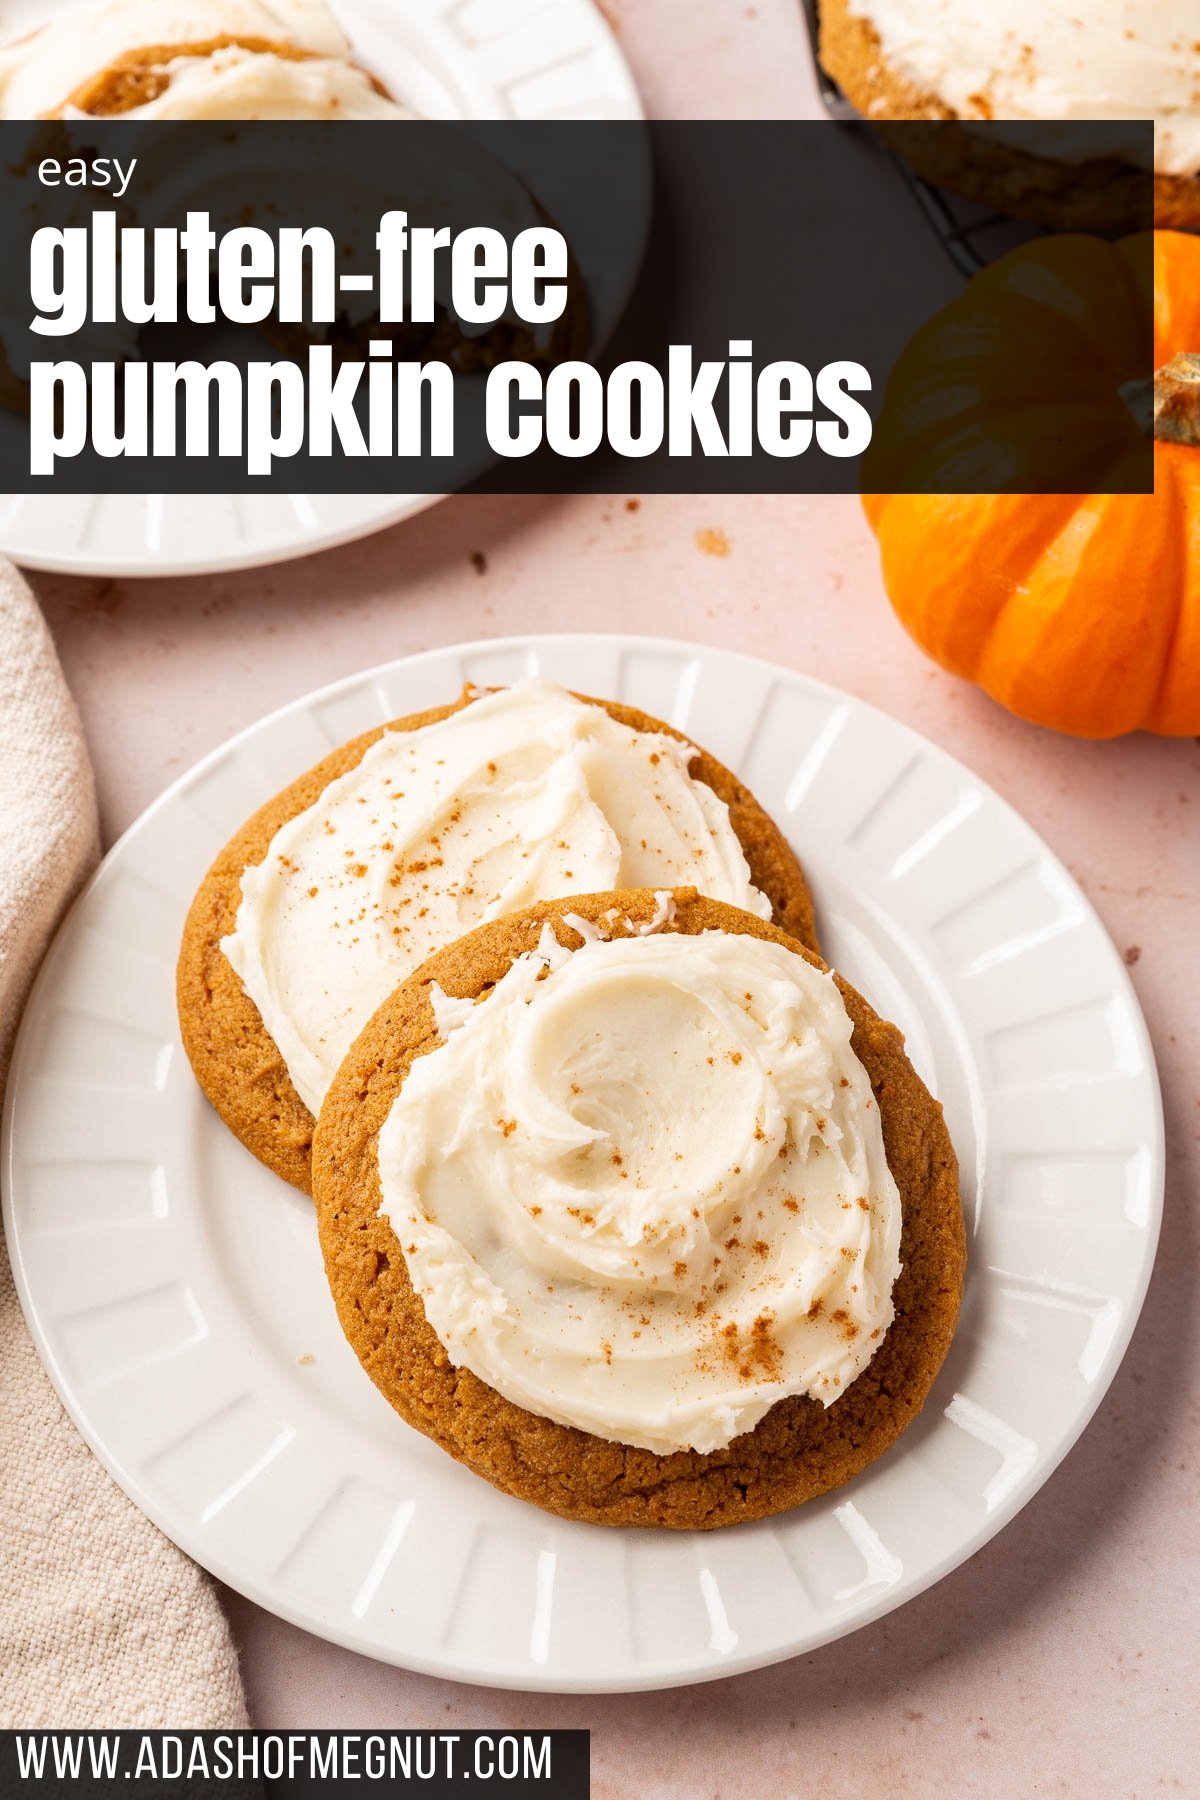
left=312, top=888, right=965, bottom=1530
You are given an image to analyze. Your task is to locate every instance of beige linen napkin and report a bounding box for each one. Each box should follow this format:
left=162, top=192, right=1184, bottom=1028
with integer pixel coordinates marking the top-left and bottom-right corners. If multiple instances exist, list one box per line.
left=0, top=560, right=248, bottom=1728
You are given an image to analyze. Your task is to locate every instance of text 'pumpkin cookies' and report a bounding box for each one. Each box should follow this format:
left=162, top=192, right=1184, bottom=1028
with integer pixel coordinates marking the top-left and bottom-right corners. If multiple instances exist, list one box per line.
left=312, top=889, right=964, bottom=1530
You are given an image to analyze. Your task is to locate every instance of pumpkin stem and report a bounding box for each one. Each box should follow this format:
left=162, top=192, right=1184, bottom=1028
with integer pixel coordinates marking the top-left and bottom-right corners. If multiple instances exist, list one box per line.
left=1119, top=353, right=1200, bottom=446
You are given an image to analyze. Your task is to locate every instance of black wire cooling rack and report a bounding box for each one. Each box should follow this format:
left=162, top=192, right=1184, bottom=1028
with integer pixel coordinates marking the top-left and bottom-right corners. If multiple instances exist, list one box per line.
left=798, top=0, right=1049, bottom=278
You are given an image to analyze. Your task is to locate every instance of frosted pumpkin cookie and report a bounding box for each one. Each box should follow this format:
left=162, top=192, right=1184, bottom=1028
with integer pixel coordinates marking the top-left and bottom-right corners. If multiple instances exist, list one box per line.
left=819, top=0, right=1190, bottom=230
left=0, top=344, right=29, bottom=416
left=0, top=0, right=407, bottom=120
left=311, top=888, right=964, bottom=1529
left=178, top=681, right=818, bottom=1192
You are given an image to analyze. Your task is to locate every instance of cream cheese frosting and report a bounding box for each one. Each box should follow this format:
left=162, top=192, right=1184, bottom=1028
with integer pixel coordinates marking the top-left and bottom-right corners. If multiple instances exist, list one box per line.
left=0, top=0, right=407, bottom=119
left=376, top=920, right=903, bottom=1454
left=66, top=45, right=408, bottom=120
left=222, top=681, right=772, bottom=1116
left=848, top=0, right=1200, bottom=176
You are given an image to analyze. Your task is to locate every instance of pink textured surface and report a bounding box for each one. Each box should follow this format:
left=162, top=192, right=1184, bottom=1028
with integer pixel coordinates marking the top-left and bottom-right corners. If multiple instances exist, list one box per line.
left=24, top=3, right=1200, bottom=1789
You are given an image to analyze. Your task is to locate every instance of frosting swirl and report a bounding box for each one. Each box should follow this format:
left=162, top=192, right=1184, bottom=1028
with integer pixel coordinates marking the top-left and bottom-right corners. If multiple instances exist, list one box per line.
left=377, top=920, right=902, bottom=1454
left=223, top=681, right=771, bottom=1115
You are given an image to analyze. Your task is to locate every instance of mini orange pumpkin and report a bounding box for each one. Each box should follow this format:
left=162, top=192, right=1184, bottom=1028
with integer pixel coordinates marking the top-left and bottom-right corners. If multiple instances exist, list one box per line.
left=863, top=231, right=1200, bottom=738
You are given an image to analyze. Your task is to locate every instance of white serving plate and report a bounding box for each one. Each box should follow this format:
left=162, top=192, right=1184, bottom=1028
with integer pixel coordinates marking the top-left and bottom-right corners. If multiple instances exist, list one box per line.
left=2, top=635, right=1163, bottom=1691
left=0, top=0, right=645, bottom=576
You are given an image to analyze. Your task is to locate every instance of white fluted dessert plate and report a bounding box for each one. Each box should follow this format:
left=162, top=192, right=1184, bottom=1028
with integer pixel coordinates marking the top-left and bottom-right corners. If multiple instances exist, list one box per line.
left=2, top=635, right=1163, bottom=1691
left=0, top=0, right=644, bottom=577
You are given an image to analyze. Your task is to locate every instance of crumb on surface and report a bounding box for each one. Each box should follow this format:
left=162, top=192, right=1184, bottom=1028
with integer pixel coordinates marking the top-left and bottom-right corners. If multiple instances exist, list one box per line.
left=695, top=527, right=731, bottom=558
